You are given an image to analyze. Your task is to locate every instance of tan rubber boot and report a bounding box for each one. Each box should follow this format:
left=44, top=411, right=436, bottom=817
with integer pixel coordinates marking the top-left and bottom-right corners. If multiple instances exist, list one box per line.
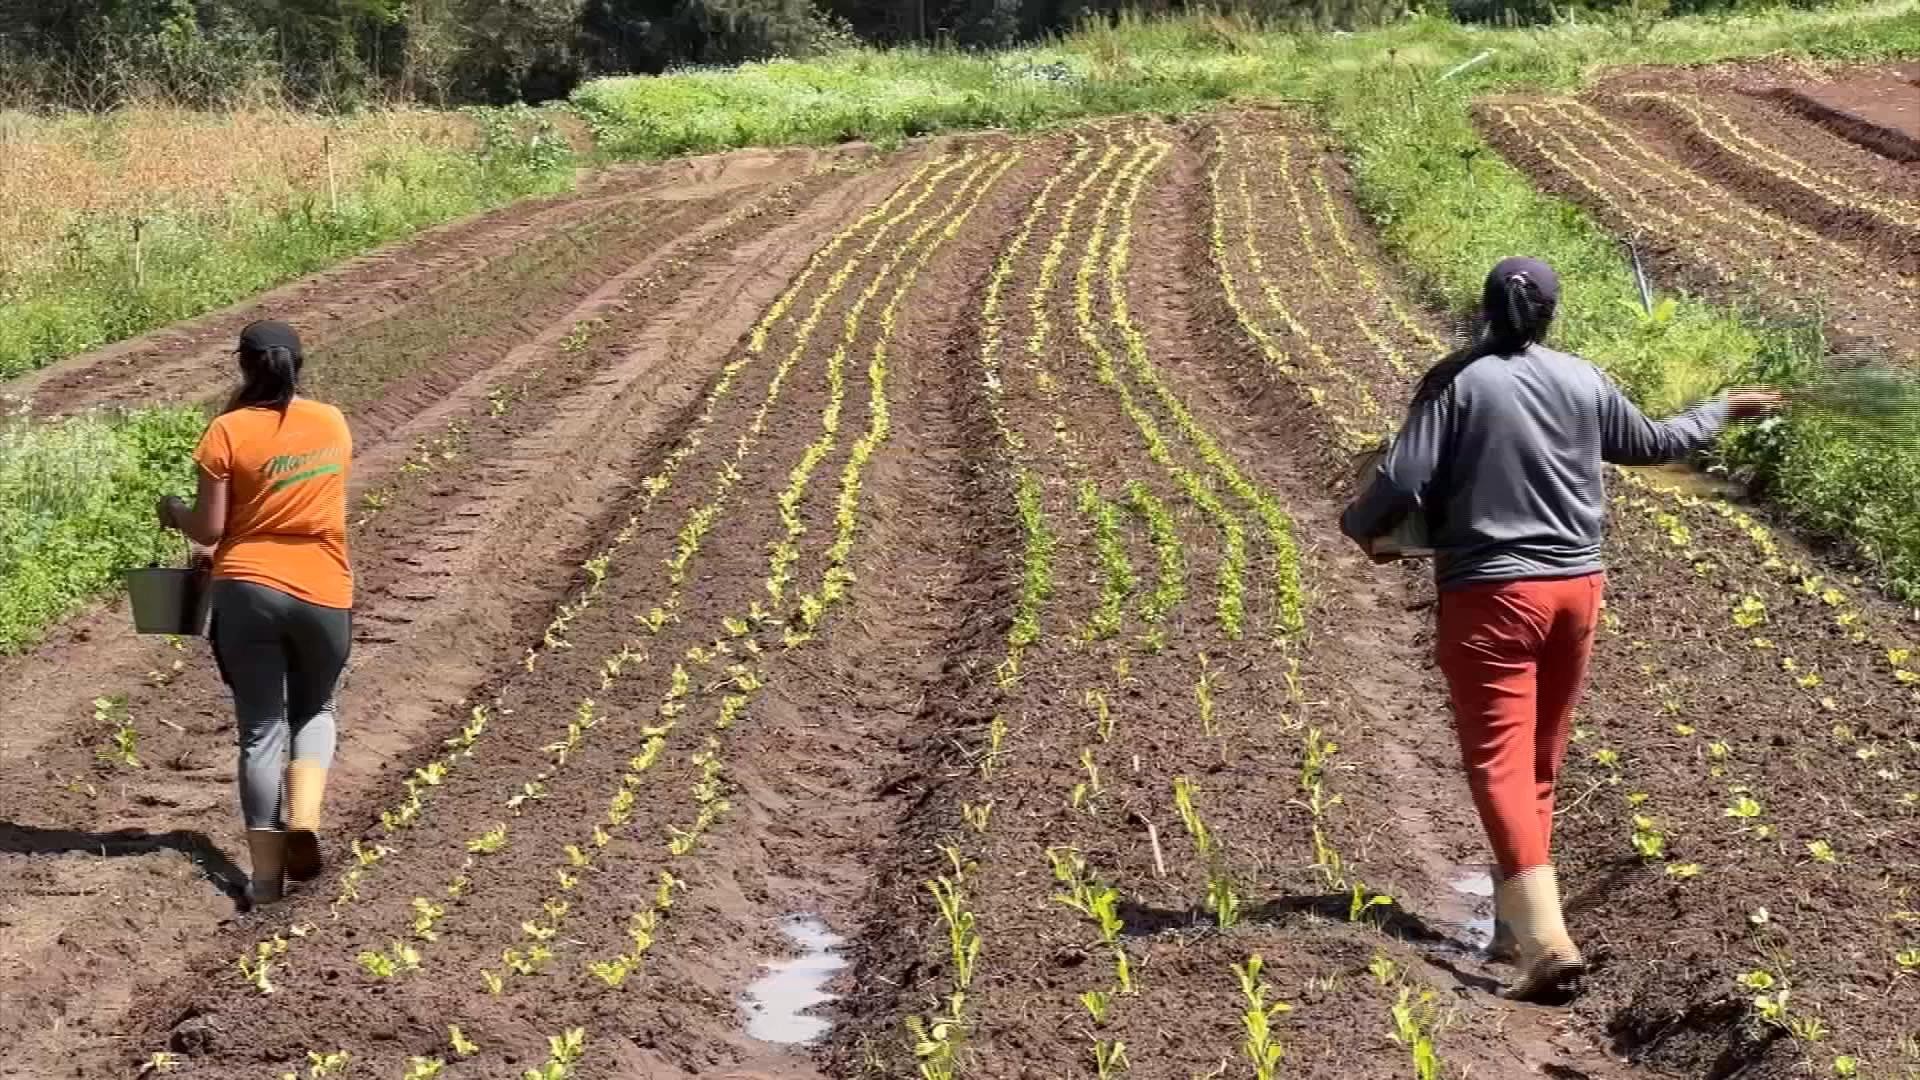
left=1486, top=873, right=1518, bottom=963
left=284, top=761, right=328, bottom=883
left=246, top=829, right=287, bottom=906
left=1505, top=865, right=1584, bottom=1002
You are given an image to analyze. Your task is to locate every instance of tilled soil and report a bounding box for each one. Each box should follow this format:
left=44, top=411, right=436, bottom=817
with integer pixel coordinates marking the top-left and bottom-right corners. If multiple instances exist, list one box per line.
left=2, top=100, right=1917, bottom=1080
left=1477, top=62, right=1920, bottom=366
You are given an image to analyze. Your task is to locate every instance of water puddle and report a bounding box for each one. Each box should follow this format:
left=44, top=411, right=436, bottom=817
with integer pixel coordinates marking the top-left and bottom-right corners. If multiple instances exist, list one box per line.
left=741, top=915, right=846, bottom=1044
left=1451, top=869, right=1497, bottom=951
left=1623, top=462, right=1744, bottom=501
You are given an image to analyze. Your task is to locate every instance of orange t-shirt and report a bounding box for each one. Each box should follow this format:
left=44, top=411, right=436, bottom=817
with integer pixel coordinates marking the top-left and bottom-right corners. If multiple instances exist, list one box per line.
left=194, top=399, right=353, bottom=609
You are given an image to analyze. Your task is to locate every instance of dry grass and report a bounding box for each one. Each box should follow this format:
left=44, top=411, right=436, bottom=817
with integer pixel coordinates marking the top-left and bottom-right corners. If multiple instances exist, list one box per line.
left=0, top=106, right=477, bottom=284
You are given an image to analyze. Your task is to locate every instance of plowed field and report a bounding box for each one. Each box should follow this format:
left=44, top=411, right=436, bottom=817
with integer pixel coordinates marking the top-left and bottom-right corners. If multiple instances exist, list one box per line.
left=1478, top=63, right=1920, bottom=365
left=3, top=105, right=1917, bottom=1080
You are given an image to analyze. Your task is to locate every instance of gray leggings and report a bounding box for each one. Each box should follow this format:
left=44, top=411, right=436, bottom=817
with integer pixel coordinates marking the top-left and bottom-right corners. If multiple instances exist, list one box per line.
left=210, top=580, right=351, bottom=830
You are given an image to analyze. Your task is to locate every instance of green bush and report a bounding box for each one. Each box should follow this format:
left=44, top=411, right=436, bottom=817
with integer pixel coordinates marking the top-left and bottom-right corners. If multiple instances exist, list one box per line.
left=0, top=407, right=206, bottom=653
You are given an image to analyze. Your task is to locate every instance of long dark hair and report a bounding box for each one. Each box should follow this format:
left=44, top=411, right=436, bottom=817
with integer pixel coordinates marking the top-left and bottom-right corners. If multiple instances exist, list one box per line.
left=1413, top=257, right=1560, bottom=405
left=227, top=320, right=305, bottom=413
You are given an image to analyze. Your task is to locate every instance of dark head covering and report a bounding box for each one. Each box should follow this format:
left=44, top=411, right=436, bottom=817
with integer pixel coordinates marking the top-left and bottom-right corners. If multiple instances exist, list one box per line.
left=1484, top=256, right=1559, bottom=324
left=1413, top=257, right=1562, bottom=405
left=239, top=319, right=303, bottom=359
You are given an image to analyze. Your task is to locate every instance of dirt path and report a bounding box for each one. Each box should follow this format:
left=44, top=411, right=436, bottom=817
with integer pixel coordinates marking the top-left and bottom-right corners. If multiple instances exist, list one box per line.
left=3, top=106, right=1916, bottom=1080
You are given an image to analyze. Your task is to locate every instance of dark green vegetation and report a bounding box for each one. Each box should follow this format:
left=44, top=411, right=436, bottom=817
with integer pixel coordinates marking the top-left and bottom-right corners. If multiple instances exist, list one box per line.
left=0, top=408, right=203, bottom=653
left=1, top=0, right=1854, bottom=109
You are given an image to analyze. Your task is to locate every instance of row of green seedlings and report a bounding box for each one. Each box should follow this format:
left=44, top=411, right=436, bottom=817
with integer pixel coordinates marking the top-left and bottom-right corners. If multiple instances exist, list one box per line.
left=1204, top=125, right=1379, bottom=452
left=1047, top=846, right=1134, bottom=1078
left=1367, top=953, right=1447, bottom=1080
left=765, top=153, right=993, bottom=613
left=1555, top=97, right=1900, bottom=298
left=1554, top=100, right=1913, bottom=307
left=1486, top=104, right=1832, bottom=317
left=1264, top=129, right=1416, bottom=382
left=999, top=136, right=1115, bottom=682
left=1023, top=137, right=1120, bottom=475
left=1288, top=122, right=1446, bottom=359
left=480, top=616, right=770, bottom=995
left=786, top=151, right=1021, bottom=649
left=1625, top=92, right=1920, bottom=230
left=547, top=151, right=1017, bottom=1076
left=477, top=155, right=998, bottom=987
left=553, top=152, right=959, bottom=661
left=1572, top=604, right=1864, bottom=1059
left=910, top=139, right=1094, bottom=1079
left=1075, top=139, right=1255, bottom=641
left=1105, top=134, right=1307, bottom=637
left=649, top=153, right=980, bottom=642
left=237, top=155, right=962, bottom=1002
left=1294, top=722, right=1394, bottom=924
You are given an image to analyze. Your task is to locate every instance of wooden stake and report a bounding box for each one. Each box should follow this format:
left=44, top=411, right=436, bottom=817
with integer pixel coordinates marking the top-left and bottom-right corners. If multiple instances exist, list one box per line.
left=132, top=219, right=144, bottom=288
left=325, top=135, right=338, bottom=215
left=1136, top=810, right=1167, bottom=880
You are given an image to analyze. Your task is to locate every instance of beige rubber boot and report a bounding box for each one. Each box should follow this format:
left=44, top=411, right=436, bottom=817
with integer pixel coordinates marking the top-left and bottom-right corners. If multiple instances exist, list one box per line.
left=246, top=829, right=287, bottom=906
left=1486, top=873, right=1518, bottom=963
left=1504, top=865, right=1584, bottom=1002
left=284, top=762, right=328, bottom=883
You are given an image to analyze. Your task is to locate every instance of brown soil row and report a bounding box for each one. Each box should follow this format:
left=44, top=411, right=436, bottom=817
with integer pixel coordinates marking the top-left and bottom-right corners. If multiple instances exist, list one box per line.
left=829, top=115, right=1632, bottom=1080
left=101, top=140, right=1023, bottom=1079
left=0, top=151, right=906, bottom=1075
left=1764, top=67, right=1920, bottom=165
left=2, top=144, right=867, bottom=419
left=1597, top=88, right=1920, bottom=275
left=1476, top=94, right=1920, bottom=365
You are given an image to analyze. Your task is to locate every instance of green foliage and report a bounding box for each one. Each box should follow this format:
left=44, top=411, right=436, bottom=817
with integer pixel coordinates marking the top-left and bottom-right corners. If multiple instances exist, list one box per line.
left=0, top=136, right=572, bottom=380
left=0, top=407, right=204, bottom=653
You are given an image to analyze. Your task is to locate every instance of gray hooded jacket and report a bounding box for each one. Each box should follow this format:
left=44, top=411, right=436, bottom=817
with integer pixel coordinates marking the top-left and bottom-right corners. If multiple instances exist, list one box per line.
left=1340, top=344, right=1730, bottom=591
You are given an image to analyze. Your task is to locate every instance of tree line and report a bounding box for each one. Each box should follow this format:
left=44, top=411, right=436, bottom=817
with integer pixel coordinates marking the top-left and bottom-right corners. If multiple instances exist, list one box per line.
left=0, top=0, right=1823, bottom=109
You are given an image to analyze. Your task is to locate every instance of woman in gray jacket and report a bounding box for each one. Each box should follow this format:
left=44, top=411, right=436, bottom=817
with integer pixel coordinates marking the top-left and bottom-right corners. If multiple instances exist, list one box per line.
left=1343, top=258, right=1780, bottom=1000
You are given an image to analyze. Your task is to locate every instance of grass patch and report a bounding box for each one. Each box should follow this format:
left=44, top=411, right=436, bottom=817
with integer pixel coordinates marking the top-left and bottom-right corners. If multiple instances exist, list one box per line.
left=0, top=407, right=204, bottom=653
left=0, top=107, right=575, bottom=379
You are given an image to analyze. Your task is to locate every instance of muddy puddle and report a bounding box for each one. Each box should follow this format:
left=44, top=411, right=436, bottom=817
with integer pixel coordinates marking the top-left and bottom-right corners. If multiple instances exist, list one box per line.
left=1452, top=869, right=1497, bottom=950
left=1621, top=462, right=1745, bottom=500
left=740, top=915, right=846, bottom=1044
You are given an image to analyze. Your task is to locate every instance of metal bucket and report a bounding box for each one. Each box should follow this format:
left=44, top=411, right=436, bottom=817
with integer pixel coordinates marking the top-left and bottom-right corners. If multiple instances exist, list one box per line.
left=126, top=567, right=211, bottom=636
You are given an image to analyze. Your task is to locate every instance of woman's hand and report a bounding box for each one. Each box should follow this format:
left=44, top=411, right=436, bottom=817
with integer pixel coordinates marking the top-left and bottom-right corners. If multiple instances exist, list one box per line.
left=157, top=495, right=186, bottom=532
left=1728, top=387, right=1785, bottom=421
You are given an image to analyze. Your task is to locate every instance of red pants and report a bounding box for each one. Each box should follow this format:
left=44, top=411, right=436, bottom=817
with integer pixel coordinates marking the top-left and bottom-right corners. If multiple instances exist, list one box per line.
left=1436, top=573, right=1605, bottom=878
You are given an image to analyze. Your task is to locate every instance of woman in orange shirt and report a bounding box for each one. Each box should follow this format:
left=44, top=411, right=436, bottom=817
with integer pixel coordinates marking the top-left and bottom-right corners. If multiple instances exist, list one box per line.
left=160, top=320, right=353, bottom=906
